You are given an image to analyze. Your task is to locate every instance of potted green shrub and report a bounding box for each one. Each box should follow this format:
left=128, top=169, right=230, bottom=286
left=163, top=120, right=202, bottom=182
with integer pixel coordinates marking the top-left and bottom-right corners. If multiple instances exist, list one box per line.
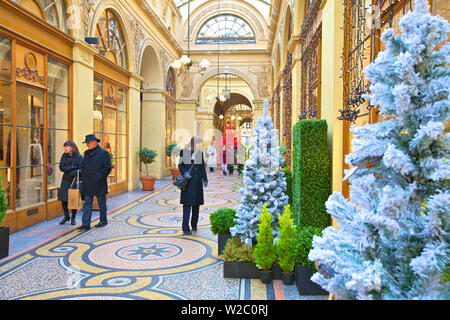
left=253, top=204, right=277, bottom=283
left=220, top=237, right=241, bottom=278
left=137, top=147, right=158, bottom=191
left=236, top=241, right=259, bottom=279
left=0, top=176, right=9, bottom=260
left=294, top=226, right=328, bottom=295
left=210, top=208, right=237, bottom=255
left=165, top=144, right=181, bottom=179
left=276, top=204, right=296, bottom=285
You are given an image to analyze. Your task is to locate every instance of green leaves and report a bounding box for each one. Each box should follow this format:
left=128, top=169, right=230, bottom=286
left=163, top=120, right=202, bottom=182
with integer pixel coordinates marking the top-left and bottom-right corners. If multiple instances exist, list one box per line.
left=293, top=119, right=331, bottom=230
left=210, top=208, right=237, bottom=235
left=253, top=204, right=277, bottom=271
left=294, top=226, right=323, bottom=268
left=0, top=176, right=7, bottom=227
left=276, top=205, right=297, bottom=272
left=137, top=147, right=158, bottom=164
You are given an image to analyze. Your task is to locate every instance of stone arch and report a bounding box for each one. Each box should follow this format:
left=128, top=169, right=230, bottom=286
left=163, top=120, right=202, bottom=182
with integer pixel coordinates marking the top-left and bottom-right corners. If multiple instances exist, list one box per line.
left=185, top=1, right=269, bottom=43
left=281, top=4, right=293, bottom=61
left=65, top=0, right=83, bottom=38
left=89, top=1, right=135, bottom=72
left=192, top=67, right=258, bottom=101
left=139, top=43, right=163, bottom=89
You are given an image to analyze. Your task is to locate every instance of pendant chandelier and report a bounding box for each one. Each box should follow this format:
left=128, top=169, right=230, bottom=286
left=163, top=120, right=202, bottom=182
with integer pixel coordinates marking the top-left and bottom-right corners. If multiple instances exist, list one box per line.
left=171, top=0, right=210, bottom=76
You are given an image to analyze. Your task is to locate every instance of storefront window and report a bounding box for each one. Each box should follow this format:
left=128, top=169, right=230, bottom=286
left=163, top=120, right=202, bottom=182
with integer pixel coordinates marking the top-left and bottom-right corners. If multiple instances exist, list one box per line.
left=47, top=58, right=69, bottom=200
left=0, top=37, right=12, bottom=82
left=0, top=36, right=12, bottom=208
left=93, top=78, right=127, bottom=184
left=16, top=85, right=45, bottom=207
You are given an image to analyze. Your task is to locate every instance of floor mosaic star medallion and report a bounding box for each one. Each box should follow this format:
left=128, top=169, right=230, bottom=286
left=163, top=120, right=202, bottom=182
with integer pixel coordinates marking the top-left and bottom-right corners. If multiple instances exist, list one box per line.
left=116, top=243, right=181, bottom=261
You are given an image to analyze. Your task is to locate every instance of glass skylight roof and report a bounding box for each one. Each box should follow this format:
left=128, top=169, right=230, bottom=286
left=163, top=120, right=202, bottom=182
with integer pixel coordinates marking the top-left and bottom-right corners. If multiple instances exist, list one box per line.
left=196, top=14, right=256, bottom=44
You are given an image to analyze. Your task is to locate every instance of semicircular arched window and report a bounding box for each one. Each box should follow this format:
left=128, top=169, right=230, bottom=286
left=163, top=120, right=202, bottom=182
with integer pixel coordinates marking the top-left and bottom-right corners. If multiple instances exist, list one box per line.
left=196, top=14, right=256, bottom=44
left=95, top=9, right=128, bottom=69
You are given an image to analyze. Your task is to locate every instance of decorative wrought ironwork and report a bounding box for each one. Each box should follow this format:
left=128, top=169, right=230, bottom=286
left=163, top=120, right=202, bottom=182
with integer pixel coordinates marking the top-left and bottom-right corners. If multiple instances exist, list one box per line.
left=339, top=0, right=413, bottom=123
left=275, top=83, right=280, bottom=131
left=282, top=52, right=293, bottom=166
left=299, top=0, right=321, bottom=121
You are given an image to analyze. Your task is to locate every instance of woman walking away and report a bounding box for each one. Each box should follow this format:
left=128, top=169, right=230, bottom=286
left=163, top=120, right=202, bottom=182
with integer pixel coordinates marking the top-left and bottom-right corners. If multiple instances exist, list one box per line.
left=206, top=141, right=217, bottom=172
left=58, top=140, right=83, bottom=225
left=178, top=136, right=208, bottom=235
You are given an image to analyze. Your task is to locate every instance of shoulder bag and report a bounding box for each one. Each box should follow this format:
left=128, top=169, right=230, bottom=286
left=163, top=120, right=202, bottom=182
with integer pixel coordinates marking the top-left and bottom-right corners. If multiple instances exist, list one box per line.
left=173, top=162, right=194, bottom=191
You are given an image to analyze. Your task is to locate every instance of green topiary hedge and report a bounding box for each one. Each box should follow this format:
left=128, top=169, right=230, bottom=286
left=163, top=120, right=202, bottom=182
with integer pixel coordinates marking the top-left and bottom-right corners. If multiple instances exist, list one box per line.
left=0, top=176, right=7, bottom=227
left=292, top=119, right=331, bottom=231
left=210, top=208, right=237, bottom=235
left=294, top=226, right=323, bottom=268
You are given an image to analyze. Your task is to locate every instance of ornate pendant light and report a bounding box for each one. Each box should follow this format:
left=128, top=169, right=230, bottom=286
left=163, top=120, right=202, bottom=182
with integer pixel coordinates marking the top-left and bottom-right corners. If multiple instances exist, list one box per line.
left=171, top=0, right=209, bottom=75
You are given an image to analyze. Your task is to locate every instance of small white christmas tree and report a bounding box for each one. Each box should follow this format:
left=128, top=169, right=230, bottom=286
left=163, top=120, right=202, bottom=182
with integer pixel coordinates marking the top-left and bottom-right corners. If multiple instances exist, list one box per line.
left=309, top=0, right=450, bottom=300
left=230, top=101, right=289, bottom=242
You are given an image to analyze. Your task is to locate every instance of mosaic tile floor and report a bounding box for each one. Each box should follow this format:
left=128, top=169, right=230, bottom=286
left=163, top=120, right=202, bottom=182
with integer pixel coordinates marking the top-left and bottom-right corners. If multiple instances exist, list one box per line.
left=0, top=171, right=327, bottom=300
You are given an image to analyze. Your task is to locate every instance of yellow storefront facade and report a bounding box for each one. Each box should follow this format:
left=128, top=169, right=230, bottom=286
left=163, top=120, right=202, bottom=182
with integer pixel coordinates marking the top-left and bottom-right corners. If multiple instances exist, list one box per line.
left=0, top=0, right=187, bottom=233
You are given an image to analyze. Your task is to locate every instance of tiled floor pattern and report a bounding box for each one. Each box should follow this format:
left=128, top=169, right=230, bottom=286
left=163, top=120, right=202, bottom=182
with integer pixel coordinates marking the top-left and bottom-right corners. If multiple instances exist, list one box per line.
left=0, top=171, right=327, bottom=300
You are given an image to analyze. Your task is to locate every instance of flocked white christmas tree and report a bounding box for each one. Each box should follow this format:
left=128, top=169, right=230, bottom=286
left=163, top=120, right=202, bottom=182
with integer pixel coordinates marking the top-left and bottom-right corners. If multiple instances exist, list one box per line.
left=230, top=101, right=289, bottom=242
left=309, top=0, right=450, bottom=300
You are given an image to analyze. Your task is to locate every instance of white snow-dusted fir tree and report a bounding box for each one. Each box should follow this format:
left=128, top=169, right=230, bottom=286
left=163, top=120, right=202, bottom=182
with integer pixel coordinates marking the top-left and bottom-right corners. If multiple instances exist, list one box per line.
left=230, top=101, right=289, bottom=242
left=309, top=0, right=450, bottom=300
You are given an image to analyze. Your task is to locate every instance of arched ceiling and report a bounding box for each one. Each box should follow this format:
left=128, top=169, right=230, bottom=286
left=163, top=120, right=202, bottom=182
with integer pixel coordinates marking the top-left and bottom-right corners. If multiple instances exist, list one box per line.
left=176, top=0, right=271, bottom=25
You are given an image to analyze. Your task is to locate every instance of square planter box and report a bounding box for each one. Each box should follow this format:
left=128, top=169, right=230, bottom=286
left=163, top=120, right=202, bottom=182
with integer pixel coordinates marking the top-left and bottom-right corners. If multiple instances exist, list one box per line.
left=0, top=226, right=10, bottom=260
left=295, top=264, right=328, bottom=296
left=218, top=233, right=232, bottom=256
left=272, top=263, right=282, bottom=280
left=239, top=262, right=260, bottom=279
left=223, top=261, right=240, bottom=278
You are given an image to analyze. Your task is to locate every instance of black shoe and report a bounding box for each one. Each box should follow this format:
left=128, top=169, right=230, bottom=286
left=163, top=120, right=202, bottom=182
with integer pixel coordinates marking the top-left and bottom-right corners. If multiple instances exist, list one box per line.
left=192, top=228, right=197, bottom=234
left=59, top=216, right=70, bottom=225
left=77, top=225, right=90, bottom=231
left=95, top=221, right=108, bottom=228
left=182, top=230, right=192, bottom=235
left=70, top=215, right=76, bottom=225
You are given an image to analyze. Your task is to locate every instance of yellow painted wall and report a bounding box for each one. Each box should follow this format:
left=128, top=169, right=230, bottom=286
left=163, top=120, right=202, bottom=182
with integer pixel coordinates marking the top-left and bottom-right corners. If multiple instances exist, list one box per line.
left=321, top=0, right=344, bottom=228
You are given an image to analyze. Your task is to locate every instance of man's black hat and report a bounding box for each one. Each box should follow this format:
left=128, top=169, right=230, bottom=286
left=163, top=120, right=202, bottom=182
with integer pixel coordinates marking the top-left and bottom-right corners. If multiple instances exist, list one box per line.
left=82, top=134, right=100, bottom=144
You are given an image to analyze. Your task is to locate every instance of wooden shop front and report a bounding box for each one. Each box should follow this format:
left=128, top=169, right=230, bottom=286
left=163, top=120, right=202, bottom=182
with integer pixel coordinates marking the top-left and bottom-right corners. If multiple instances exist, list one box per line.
left=0, top=0, right=74, bottom=233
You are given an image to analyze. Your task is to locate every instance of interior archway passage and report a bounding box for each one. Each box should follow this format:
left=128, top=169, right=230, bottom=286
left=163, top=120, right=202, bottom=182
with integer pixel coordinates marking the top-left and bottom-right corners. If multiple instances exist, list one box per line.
left=213, top=93, right=252, bottom=134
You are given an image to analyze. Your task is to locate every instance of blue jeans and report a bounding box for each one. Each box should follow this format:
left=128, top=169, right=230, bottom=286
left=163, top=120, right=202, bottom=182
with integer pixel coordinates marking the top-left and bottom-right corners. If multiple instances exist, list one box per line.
left=182, top=205, right=200, bottom=233
left=81, top=194, right=107, bottom=227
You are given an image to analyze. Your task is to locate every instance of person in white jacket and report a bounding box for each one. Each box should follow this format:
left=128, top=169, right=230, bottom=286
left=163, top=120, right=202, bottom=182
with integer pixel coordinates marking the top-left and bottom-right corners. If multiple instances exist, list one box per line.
left=205, top=141, right=217, bottom=172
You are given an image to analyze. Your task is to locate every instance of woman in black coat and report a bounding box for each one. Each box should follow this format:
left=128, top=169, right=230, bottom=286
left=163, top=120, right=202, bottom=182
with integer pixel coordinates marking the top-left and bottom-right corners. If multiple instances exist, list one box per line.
left=58, top=140, right=83, bottom=225
left=178, top=136, right=208, bottom=235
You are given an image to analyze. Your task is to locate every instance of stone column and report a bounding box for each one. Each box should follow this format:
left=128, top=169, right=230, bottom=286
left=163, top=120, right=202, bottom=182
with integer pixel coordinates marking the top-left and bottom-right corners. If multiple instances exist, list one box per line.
left=176, top=100, right=198, bottom=147
left=72, top=39, right=97, bottom=149
left=252, top=100, right=264, bottom=126
left=128, top=73, right=143, bottom=190
left=321, top=0, right=344, bottom=228
left=141, top=88, right=169, bottom=179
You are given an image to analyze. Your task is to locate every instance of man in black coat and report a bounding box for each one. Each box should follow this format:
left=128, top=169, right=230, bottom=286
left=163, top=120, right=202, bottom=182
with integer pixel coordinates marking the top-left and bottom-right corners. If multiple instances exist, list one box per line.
left=77, top=134, right=112, bottom=231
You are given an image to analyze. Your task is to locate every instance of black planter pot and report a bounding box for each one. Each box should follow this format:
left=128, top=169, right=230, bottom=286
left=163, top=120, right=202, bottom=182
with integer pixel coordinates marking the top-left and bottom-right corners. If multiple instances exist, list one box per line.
left=0, top=226, right=10, bottom=260
left=260, top=270, right=272, bottom=284
left=223, top=261, right=240, bottom=278
left=218, top=233, right=232, bottom=256
left=239, top=262, right=260, bottom=279
left=282, top=272, right=295, bottom=285
left=272, top=263, right=282, bottom=280
left=295, top=264, right=328, bottom=296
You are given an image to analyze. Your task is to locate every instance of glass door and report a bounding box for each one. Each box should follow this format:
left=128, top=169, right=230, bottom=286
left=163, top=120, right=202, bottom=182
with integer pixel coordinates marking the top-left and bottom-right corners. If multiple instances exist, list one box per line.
left=15, top=85, right=46, bottom=207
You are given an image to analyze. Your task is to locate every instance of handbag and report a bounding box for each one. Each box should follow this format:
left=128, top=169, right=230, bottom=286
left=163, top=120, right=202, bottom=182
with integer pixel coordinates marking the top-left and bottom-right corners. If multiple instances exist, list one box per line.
left=173, top=162, right=194, bottom=191
left=67, top=170, right=83, bottom=210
